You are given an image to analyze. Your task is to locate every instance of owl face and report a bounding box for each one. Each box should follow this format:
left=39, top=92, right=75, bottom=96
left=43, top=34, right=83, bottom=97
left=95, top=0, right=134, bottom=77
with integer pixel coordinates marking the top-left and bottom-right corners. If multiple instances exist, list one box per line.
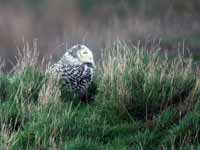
left=65, top=45, right=95, bottom=67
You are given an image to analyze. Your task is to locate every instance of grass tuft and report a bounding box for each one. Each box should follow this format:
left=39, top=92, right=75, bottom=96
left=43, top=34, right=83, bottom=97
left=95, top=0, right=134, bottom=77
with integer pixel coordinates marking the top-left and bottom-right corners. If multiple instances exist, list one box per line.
left=98, top=41, right=199, bottom=121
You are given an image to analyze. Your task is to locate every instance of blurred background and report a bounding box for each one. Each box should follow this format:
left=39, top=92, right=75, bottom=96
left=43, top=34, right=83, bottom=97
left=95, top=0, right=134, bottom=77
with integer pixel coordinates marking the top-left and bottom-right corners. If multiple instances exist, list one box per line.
left=0, top=0, right=200, bottom=70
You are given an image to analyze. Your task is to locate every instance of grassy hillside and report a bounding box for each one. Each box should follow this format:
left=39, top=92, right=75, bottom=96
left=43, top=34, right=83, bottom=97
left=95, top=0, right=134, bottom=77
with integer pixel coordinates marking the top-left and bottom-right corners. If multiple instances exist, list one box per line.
left=0, top=42, right=200, bottom=149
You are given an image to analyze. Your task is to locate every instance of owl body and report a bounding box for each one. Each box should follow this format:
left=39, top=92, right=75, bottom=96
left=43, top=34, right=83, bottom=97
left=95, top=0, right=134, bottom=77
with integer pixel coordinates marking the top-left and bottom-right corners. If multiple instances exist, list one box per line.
left=51, top=45, right=95, bottom=101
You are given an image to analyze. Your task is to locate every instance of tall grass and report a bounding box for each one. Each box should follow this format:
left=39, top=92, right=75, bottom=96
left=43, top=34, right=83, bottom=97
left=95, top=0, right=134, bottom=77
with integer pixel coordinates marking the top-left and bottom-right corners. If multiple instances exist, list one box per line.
left=98, top=41, right=199, bottom=120
left=0, top=41, right=200, bottom=149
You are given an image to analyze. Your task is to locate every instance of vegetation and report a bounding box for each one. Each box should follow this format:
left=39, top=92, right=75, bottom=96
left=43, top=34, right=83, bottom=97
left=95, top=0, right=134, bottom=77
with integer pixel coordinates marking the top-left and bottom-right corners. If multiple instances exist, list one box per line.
left=0, top=42, right=200, bottom=149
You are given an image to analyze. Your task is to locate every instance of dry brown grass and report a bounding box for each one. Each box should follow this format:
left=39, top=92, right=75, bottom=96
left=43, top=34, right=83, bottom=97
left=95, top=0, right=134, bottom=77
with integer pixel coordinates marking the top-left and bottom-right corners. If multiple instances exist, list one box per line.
left=12, top=39, right=39, bottom=74
left=38, top=75, right=61, bottom=105
left=0, top=57, right=5, bottom=75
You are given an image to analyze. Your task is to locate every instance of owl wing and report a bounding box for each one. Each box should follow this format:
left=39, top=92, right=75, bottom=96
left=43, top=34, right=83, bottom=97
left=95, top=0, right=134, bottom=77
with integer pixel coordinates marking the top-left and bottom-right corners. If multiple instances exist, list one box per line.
left=55, top=63, right=92, bottom=96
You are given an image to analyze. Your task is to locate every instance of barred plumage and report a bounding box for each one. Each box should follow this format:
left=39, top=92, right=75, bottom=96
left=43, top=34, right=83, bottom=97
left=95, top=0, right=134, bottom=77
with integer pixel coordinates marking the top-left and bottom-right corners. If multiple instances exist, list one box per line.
left=50, top=45, right=95, bottom=101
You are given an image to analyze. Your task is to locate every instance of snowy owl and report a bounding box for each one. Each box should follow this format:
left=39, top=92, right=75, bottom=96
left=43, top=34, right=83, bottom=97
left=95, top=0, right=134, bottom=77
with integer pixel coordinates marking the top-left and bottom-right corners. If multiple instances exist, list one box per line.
left=51, top=44, right=95, bottom=101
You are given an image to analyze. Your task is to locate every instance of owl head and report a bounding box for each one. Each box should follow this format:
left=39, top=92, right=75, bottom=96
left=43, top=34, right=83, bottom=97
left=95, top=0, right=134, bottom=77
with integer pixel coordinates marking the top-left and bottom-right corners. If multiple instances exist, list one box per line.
left=63, top=45, right=95, bottom=67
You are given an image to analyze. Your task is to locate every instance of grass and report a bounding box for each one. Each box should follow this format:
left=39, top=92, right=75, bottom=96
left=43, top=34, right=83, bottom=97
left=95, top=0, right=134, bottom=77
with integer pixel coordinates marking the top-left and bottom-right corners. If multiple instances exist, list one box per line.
left=0, top=41, right=200, bottom=149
